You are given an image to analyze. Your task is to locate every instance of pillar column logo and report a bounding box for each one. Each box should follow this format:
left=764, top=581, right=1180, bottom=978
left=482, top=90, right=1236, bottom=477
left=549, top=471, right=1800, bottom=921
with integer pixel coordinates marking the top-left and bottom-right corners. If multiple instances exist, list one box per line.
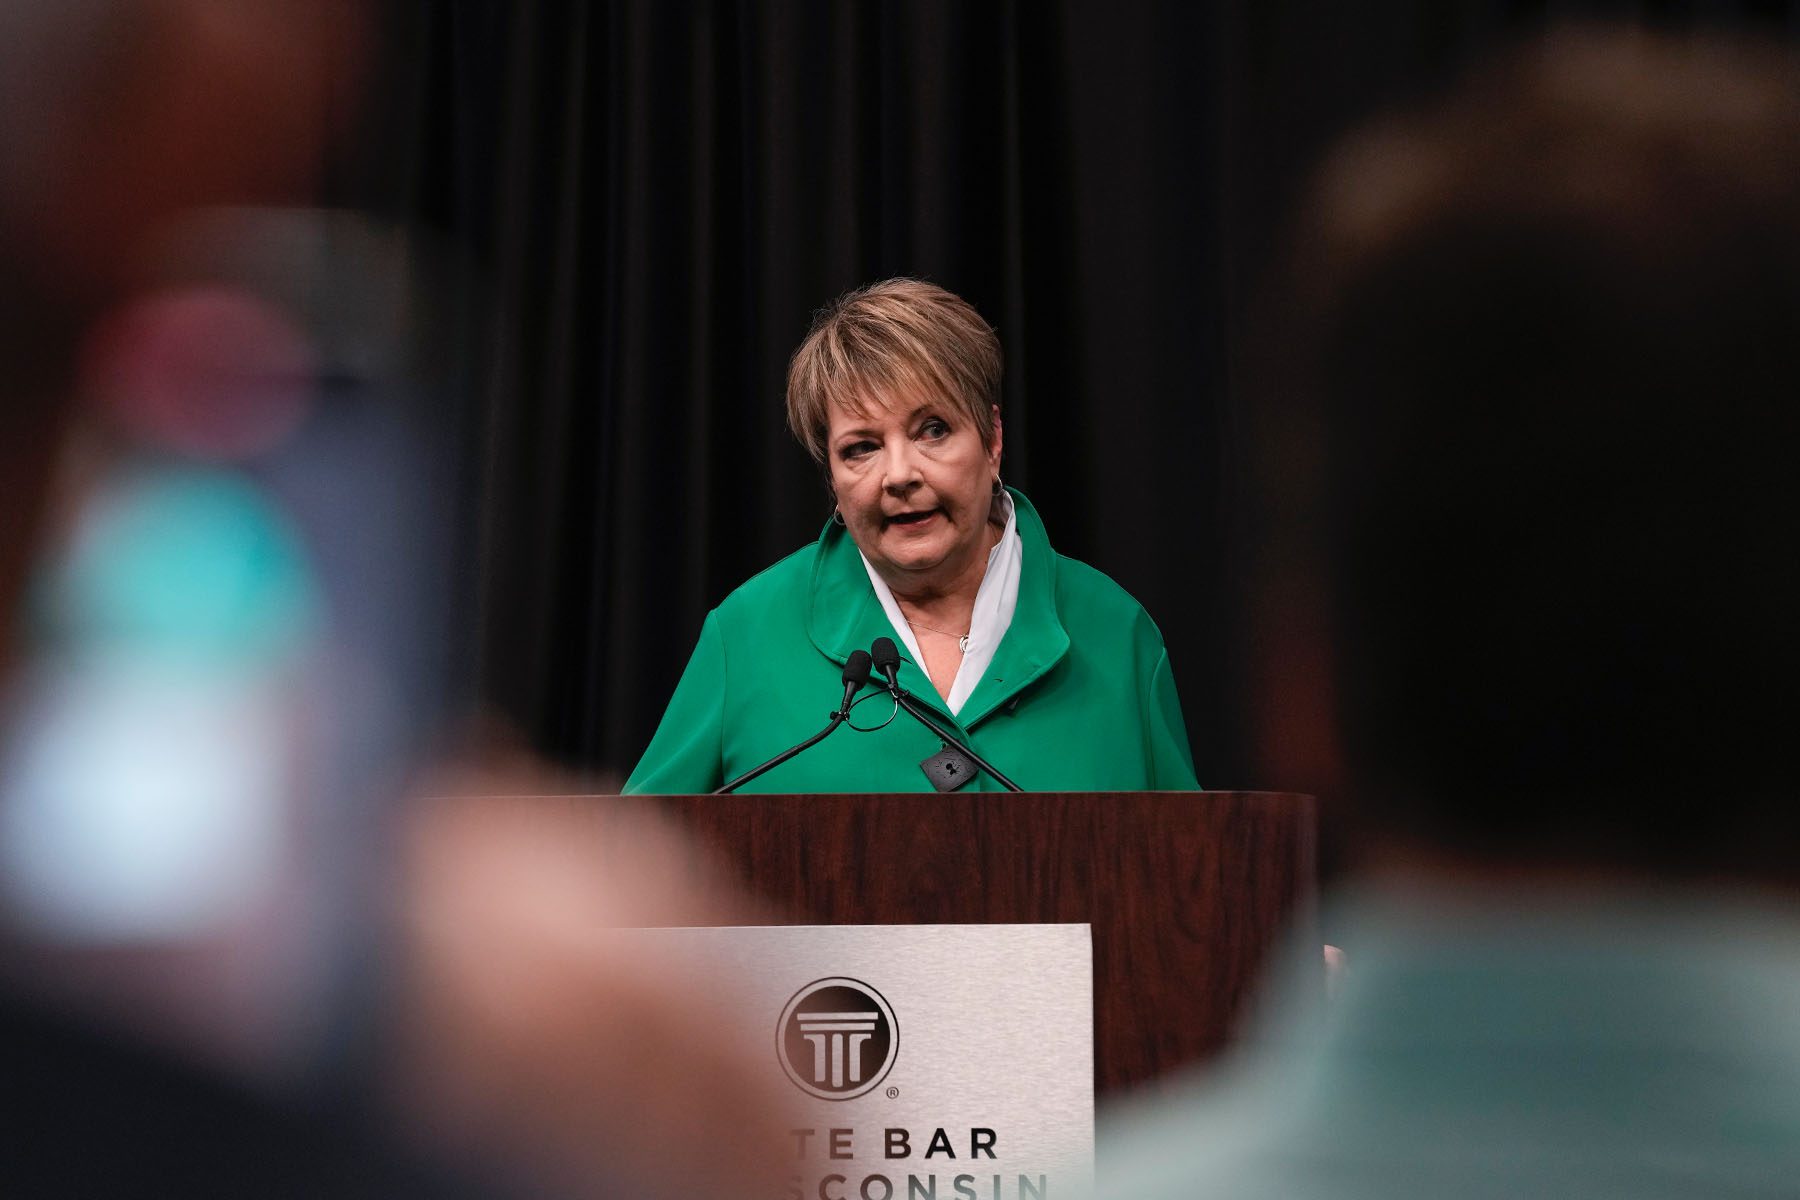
left=777, top=977, right=898, bottom=1101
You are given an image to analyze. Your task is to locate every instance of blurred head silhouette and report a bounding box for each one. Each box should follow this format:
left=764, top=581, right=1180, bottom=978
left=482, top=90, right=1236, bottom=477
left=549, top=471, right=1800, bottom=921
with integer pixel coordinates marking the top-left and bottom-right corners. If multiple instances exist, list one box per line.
left=1263, top=29, right=1800, bottom=883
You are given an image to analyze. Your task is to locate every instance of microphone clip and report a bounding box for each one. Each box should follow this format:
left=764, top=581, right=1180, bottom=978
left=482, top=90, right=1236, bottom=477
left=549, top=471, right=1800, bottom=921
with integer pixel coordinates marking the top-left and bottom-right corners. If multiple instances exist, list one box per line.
left=867, top=636, right=1023, bottom=792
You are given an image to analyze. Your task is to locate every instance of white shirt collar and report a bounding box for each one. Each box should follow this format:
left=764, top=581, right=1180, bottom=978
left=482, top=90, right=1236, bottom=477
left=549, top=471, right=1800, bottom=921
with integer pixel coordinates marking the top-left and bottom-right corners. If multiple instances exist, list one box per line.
left=860, top=490, right=1022, bottom=716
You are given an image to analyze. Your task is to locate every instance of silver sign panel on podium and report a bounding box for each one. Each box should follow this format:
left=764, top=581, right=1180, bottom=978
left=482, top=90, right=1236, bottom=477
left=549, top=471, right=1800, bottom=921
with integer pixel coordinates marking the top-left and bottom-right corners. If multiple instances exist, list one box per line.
left=633, top=923, right=1093, bottom=1199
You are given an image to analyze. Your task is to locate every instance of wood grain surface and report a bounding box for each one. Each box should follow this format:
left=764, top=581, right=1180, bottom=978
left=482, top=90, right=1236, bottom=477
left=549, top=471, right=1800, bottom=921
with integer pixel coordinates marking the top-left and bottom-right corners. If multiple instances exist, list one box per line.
left=522, top=791, right=1315, bottom=1095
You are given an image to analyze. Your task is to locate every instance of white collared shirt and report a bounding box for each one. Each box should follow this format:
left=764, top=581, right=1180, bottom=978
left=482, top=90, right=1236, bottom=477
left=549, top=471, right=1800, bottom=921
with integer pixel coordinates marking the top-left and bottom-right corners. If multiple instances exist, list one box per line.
left=859, top=491, right=1022, bottom=716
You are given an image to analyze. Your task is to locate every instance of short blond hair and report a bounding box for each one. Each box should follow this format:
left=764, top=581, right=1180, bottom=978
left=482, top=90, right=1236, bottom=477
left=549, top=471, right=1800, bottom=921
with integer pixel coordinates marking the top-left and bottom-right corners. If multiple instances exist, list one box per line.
left=785, top=278, right=1001, bottom=464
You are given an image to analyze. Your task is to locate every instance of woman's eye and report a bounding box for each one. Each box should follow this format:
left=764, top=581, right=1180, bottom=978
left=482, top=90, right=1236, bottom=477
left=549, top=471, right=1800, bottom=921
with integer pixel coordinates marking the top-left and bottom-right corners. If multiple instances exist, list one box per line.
left=919, top=418, right=951, bottom=439
left=839, top=441, right=877, bottom=461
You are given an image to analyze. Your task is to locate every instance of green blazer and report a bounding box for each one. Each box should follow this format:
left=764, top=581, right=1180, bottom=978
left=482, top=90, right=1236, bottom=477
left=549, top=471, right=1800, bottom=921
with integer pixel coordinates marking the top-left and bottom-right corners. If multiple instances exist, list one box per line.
left=623, top=490, right=1199, bottom=794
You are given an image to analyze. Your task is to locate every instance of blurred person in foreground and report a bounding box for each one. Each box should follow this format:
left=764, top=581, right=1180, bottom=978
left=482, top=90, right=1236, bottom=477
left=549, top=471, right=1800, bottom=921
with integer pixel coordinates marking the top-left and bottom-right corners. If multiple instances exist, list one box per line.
left=0, top=5, right=452, bottom=1191
left=0, top=2, right=789, bottom=1195
left=1102, top=29, right=1800, bottom=1200
left=627, top=278, right=1199, bottom=793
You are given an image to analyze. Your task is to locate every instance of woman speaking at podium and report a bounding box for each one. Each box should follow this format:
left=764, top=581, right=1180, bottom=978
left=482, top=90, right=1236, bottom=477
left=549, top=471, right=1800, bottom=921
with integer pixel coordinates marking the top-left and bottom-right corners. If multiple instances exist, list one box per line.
left=624, top=279, right=1198, bottom=794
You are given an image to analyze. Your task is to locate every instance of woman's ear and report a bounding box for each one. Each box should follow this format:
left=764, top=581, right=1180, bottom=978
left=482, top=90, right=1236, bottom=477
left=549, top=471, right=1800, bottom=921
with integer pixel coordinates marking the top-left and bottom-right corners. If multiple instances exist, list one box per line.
left=988, top=404, right=1004, bottom=469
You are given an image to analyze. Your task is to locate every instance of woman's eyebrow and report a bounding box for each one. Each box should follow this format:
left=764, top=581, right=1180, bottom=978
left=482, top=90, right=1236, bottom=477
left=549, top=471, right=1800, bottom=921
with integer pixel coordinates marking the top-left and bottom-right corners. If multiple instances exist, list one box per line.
left=834, top=404, right=934, bottom=442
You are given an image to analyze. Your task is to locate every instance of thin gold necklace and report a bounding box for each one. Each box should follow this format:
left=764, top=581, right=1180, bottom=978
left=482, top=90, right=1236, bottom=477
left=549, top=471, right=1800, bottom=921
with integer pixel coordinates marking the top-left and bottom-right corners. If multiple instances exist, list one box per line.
left=906, top=616, right=971, bottom=653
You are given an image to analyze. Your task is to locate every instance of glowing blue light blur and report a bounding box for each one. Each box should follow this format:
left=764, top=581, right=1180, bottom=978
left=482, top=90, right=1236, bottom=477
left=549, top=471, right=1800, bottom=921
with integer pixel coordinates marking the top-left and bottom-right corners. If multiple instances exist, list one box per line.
left=0, top=461, right=323, bottom=941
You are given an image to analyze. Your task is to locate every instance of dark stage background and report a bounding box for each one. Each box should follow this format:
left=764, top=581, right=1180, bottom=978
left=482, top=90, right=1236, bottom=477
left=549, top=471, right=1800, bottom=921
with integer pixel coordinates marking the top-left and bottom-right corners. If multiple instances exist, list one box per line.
left=356, top=0, right=1799, bottom=787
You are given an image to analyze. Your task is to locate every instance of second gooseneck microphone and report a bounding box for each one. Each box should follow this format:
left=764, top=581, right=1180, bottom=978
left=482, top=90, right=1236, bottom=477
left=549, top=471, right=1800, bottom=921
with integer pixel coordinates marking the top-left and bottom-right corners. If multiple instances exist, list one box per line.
left=839, top=648, right=874, bottom=713
left=869, top=637, right=1024, bottom=792
left=713, top=650, right=872, bottom=794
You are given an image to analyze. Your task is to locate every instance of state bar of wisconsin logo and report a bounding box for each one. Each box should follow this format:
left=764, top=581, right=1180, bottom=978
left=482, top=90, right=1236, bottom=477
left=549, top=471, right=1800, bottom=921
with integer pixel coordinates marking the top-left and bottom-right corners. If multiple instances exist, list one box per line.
left=777, top=977, right=898, bottom=1101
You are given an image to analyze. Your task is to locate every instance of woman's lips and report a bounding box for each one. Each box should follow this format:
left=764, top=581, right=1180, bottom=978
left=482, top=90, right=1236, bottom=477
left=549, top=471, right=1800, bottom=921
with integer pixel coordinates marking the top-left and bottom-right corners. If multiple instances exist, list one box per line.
left=885, top=508, right=940, bottom=529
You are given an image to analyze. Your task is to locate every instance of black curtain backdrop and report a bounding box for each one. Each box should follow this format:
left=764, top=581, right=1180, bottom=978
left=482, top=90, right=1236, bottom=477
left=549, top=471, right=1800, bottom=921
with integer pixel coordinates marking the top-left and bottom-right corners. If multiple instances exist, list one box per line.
left=366, top=0, right=1799, bottom=787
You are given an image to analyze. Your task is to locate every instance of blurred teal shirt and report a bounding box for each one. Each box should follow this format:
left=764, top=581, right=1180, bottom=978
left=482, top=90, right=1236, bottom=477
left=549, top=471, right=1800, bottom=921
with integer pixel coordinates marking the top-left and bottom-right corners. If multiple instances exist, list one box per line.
left=1100, top=885, right=1800, bottom=1200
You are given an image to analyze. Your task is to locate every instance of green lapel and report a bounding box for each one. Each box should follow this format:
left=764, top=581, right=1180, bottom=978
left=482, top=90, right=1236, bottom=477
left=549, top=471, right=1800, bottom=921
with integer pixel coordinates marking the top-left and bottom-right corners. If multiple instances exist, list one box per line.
left=805, top=491, right=1071, bottom=731
left=804, top=519, right=941, bottom=705
left=956, top=490, right=1070, bottom=728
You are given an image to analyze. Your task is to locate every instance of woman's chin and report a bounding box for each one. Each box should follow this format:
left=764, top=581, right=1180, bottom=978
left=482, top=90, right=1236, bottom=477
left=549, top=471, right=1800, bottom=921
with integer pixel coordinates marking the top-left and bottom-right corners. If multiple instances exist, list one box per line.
left=884, top=552, right=947, bottom=576
left=869, top=540, right=952, bottom=577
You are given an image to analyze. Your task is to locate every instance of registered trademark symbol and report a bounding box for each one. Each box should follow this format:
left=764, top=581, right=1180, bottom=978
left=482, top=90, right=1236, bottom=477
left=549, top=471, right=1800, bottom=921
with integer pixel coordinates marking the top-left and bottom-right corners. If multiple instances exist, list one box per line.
left=886, top=1087, right=900, bottom=1099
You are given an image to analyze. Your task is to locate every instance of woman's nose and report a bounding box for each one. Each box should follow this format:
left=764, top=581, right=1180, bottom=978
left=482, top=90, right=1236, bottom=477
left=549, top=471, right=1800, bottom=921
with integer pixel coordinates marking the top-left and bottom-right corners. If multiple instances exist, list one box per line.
left=881, top=440, right=924, bottom=492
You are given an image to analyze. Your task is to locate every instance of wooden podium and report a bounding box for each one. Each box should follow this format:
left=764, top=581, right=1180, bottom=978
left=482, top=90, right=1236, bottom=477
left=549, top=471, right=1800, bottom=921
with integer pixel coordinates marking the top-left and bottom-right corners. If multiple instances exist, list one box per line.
left=551, top=790, right=1314, bottom=1096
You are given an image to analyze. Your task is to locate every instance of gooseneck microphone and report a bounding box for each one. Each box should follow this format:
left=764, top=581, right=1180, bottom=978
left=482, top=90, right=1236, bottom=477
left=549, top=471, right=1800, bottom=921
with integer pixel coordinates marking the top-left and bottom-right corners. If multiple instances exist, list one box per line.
left=713, top=650, right=873, bottom=794
left=869, top=637, right=904, bottom=690
left=869, top=637, right=1024, bottom=792
left=839, top=648, right=874, bottom=713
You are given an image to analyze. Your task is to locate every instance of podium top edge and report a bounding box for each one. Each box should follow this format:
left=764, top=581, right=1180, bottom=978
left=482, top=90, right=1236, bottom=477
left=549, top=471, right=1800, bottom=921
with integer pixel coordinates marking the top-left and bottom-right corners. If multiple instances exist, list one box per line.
left=438, top=790, right=1316, bottom=803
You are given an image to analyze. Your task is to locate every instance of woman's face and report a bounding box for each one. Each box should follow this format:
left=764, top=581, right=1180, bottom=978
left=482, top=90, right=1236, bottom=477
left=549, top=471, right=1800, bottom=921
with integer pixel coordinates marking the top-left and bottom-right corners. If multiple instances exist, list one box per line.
left=825, top=389, right=1002, bottom=591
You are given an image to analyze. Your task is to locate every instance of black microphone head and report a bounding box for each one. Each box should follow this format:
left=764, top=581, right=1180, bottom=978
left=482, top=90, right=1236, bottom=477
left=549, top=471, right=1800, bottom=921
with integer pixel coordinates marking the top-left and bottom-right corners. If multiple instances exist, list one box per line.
left=870, top=637, right=902, bottom=684
left=870, top=636, right=900, bottom=669
left=843, top=649, right=873, bottom=687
